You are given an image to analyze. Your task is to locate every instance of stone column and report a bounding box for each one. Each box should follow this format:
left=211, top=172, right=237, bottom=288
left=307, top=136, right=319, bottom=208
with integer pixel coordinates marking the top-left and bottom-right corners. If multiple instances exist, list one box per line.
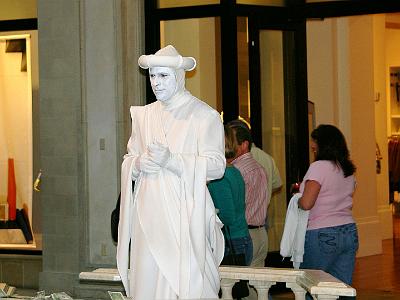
left=38, top=0, right=84, bottom=293
left=37, top=0, right=145, bottom=297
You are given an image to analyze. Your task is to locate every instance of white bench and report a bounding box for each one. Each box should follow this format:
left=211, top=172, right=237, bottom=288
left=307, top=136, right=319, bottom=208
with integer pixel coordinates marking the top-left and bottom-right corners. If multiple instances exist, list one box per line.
left=79, top=267, right=356, bottom=299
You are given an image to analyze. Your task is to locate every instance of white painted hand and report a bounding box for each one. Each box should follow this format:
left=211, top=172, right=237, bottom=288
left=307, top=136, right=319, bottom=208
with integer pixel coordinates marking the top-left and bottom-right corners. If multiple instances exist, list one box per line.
left=135, top=152, right=161, bottom=174
left=147, top=142, right=171, bottom=167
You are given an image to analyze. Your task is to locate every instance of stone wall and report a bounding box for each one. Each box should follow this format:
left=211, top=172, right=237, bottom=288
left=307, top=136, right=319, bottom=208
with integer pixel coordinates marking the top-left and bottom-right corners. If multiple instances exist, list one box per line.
left=0, top=254, right=41, bottom=289
left=37, top=0, right=144, bottom=296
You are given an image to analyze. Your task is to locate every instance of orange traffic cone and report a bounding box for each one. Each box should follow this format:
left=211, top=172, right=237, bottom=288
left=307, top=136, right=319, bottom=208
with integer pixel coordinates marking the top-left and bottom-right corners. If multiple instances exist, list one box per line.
left=7, top=158, right=16, bottom=221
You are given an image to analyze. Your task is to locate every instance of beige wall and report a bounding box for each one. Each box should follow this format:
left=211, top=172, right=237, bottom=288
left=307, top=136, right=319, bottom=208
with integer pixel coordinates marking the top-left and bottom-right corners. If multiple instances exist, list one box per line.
left=307, top=19, right=337, bottom=125
left=307, top=15, right=390, bottom=257
left=0, top=0, right=37, bottom=21
left=348, top=16, right=382, bottom=256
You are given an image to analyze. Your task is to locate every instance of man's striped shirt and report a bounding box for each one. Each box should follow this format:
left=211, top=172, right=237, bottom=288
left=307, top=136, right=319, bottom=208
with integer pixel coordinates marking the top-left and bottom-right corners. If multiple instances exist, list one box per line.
left=232, top=152, right=269, bottom=226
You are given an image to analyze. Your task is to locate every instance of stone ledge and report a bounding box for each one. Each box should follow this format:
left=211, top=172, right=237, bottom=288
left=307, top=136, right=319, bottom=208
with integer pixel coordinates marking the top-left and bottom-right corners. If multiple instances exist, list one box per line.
left=79, top=268, right=121, bottom=282
left=79, top=267, right=357, bottom=298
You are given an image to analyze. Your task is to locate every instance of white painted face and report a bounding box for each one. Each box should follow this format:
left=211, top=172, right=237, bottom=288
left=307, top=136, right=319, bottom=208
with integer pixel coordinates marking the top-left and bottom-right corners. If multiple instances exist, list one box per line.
left=149, top=67, right=177, bottom=102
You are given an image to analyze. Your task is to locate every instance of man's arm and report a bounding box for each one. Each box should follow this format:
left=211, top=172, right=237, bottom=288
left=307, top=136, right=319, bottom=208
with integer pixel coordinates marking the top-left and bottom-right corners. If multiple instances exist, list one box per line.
left=145, top=109, right=225, bottom=179
left=251, top=146, right=282, bottom=192
left=271, top=158, right=283, bottom=192
left=123, top=117, right=141, bottom=180
left=124, top=107, right=161, bottom=179
left=197, top=111, right=226, bottom=181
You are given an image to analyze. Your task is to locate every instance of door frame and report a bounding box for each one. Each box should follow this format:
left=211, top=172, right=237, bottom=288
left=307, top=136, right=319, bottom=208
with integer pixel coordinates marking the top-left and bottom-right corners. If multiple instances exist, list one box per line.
left=248, top=17, right=309, bottom=201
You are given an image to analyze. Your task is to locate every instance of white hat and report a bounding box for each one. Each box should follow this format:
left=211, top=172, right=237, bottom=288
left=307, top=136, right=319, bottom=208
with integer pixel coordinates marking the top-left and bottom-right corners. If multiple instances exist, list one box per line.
left=138, top=45, right=196, bottom=71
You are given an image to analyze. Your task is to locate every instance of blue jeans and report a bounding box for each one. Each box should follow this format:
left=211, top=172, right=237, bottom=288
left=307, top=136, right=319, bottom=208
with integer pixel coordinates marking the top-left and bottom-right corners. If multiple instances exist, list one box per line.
left=225, top=235, right=253, bottom=266
left=300, top=223, right=359, bottom=285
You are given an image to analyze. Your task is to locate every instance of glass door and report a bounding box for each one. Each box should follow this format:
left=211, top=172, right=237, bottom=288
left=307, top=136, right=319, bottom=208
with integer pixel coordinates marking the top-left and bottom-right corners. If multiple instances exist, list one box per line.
left=258, top=29, right=287, bottom=253
left=242, top=28, right=288, bottom=254
left=245, top=20, right=309, bottom=259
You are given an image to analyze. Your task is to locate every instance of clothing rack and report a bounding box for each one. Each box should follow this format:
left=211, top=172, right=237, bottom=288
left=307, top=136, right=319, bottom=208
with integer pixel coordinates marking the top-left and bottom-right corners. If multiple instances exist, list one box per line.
left=388, top=136, right=400, bottom=203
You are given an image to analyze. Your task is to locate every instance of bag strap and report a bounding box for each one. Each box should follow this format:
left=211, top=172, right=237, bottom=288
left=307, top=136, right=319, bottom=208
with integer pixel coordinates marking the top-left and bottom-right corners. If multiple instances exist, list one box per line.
left=223, top=226, right=238, bottom=260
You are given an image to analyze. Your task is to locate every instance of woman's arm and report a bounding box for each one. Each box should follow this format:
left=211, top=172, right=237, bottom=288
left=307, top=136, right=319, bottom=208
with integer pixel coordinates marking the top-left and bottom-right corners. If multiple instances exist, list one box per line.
left=298, top=180, right=321, bottom=210
left=208, top=180, right=236, bottom=226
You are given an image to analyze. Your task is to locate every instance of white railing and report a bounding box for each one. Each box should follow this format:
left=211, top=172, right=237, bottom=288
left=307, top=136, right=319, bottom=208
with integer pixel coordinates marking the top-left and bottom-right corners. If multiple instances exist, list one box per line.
left=79, top=266, right=356, bottom=300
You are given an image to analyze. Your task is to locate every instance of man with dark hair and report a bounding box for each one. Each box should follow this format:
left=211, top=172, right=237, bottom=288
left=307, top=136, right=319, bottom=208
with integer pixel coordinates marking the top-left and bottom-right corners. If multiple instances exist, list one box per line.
left=228, top=123, right=269, bottom=268
left=228, top=120, right=283, bottom=231
left=227, top=120, right=282, bottom=206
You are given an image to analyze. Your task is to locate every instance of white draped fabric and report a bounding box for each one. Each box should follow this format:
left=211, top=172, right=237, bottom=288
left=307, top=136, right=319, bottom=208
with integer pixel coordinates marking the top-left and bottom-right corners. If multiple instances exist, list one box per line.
left=280, top=193, right=309, bottom=269
left=117, top=92, right=225, bottom=299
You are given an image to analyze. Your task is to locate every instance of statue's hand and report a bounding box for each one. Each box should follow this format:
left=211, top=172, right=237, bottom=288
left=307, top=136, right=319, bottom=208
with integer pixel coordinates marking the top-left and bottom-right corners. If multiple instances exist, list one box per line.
left=148, top=142, right=182, bottom=176
left=135, top=152, right=161, bottom=174
left=147, top=142, right=171, bottom=167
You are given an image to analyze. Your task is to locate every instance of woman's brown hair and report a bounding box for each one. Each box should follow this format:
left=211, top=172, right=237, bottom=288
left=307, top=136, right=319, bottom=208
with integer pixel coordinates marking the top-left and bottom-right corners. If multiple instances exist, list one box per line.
left=311, top=124, right=356, bottom=177
left=224, top=125, right=238, bottom=159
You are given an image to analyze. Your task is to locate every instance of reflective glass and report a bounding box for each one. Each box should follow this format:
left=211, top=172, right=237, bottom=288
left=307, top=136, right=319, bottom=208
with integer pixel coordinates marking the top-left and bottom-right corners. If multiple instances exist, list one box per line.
left=306, top=0, right=347, bottom=2
left=259, top=30, right=287, bottom=252
left=160, top=18, right=222, bottom=111
left=237, top=17, right=250, bottom=122
left=237, top=0, right=285, bottom=6
left=158, top=0, right=219, bottom=9
left=236, top=20, right=287, bottom=251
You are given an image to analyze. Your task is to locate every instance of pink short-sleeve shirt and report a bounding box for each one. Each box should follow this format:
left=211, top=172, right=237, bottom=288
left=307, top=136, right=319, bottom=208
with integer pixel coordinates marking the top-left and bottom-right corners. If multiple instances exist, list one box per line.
left=300, top=160, right=355, bottom=230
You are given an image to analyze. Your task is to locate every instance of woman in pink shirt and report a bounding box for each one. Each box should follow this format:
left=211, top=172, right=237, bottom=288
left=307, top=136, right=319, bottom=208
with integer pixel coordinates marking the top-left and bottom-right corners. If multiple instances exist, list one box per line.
left=299, top=124, right=358, bottom=289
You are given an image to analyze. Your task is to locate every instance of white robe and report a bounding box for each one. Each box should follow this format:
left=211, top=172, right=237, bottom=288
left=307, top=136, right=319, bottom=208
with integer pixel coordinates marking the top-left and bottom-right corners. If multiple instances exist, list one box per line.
left=117, top=92, right=226, bottom=299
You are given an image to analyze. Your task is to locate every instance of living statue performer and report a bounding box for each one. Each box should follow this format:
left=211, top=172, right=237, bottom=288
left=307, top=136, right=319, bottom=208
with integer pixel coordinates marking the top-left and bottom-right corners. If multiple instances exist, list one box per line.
left=117, top=45, right=226, bottom=299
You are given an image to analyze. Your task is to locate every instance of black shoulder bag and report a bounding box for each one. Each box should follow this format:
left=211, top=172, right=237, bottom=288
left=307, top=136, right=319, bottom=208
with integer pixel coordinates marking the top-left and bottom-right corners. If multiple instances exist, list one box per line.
left=111, top=181, right=135, bottom=243
left=111, top=193, right=121, bottom=243
left=220, top=226, right=250, bottom=299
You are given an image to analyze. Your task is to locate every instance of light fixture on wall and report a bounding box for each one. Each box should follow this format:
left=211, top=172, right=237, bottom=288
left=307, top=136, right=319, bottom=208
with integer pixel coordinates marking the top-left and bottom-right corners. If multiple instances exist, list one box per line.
left=33, top=170, right=41, bottom=192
